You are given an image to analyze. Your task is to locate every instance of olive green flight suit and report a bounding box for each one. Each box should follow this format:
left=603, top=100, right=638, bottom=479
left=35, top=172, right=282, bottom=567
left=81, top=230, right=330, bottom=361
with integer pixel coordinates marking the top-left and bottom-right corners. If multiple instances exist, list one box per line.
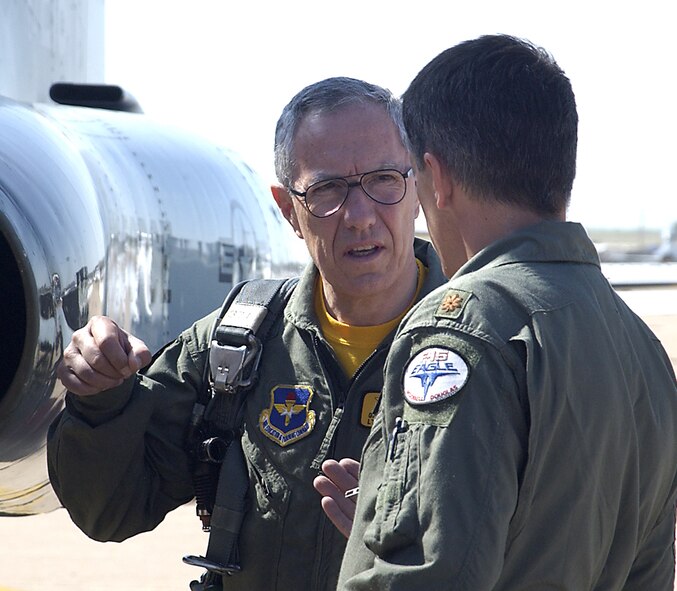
left=340, top=222, right=677, bottom=590
left=48, top=239, right=445, bottom=591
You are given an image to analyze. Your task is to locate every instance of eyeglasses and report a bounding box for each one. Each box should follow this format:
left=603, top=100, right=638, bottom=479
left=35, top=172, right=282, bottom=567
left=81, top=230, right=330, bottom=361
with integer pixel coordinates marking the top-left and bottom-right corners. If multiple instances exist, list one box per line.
left=289, top=168, right=412, bottom=218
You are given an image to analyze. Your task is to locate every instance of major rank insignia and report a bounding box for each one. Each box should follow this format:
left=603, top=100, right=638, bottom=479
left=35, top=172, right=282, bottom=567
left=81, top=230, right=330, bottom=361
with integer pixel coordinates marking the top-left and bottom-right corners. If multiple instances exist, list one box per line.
left=435, top=288, right=472, bottom=320
left=259, top=385, right=316, bottom=447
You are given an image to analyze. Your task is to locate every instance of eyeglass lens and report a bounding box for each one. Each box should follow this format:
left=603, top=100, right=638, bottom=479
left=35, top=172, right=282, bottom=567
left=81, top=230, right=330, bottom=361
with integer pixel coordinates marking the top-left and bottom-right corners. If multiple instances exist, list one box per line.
left=306, top=170, right=406, bottom=217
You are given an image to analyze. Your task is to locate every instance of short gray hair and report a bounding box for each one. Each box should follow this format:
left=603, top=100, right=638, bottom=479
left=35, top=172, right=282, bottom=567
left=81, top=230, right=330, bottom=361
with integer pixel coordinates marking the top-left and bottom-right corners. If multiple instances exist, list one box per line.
left=274, top=77, right=405, bottom=188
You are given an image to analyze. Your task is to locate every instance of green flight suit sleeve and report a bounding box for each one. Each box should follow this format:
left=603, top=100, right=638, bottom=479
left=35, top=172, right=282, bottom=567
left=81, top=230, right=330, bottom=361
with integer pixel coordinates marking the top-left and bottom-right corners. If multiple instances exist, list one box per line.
left=340, top=332, right=529, bottom=590
left=623, top=501, right=677, bottom=590
left=47, top=318, right=212, bottom=542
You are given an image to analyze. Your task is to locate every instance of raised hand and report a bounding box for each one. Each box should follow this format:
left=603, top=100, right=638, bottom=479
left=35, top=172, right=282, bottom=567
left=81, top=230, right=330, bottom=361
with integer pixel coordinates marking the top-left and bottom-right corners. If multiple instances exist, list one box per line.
left=313, top=458, right=360, bottom=539
left=57, top=315, right=151, bottom=396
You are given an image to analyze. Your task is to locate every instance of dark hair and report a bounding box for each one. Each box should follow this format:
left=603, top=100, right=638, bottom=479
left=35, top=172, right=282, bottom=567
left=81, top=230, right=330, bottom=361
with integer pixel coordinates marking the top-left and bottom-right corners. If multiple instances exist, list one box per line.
left=274, top=77, right=405, bottom=188
left=403, top=34, right=578, bottom=215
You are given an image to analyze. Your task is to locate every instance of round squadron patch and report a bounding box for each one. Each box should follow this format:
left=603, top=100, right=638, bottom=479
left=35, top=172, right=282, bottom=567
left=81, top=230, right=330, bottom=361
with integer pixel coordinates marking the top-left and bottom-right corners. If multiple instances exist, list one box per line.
left=403, top=347, right=469, bottom=405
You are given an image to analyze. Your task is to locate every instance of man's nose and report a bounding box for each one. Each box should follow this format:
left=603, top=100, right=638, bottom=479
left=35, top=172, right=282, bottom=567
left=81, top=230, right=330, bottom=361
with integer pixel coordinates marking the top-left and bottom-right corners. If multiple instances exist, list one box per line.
left=341, top=183, right=377, bottom=228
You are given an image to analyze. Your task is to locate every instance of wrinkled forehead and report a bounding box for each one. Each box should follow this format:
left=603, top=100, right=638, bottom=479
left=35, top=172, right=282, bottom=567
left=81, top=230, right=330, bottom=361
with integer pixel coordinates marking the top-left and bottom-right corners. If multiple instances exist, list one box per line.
left=291, top=103, right=408, bottom=185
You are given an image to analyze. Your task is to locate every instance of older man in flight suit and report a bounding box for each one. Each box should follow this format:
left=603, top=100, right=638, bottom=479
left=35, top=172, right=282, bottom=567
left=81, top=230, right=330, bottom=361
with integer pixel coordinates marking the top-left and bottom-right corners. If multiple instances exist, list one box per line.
left=47, top=77, right=446, bottom=590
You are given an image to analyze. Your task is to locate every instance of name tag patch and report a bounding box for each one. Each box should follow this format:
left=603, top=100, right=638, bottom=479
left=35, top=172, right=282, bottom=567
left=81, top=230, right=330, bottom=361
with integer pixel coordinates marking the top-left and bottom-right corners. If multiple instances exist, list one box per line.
left=403, top=347, right=469, bottom=405
left=360, top=392, right=381, bottom=427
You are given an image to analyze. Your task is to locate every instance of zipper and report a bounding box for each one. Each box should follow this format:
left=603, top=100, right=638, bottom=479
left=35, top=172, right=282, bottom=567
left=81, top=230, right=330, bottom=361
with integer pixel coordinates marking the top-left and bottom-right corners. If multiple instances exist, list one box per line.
left=246, top=451, right=272, bottom=498
left=349, top=336, right=391, bottom=390
left=311, top=333, right=345, bottom=404
left=308, top=335, right=393, bottom=588
left=309, top=405, right=344, bottom=471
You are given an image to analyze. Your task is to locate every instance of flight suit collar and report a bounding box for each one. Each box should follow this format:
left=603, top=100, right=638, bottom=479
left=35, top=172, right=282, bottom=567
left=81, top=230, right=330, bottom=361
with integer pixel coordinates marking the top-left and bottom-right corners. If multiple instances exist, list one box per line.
left=453, top=221, right=600, bottom=279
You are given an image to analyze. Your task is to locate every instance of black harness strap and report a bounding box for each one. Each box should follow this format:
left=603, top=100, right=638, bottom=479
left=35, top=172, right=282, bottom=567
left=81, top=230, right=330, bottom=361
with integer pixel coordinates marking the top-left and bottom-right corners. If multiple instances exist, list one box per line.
left=183, top=277, right=297, bottom=590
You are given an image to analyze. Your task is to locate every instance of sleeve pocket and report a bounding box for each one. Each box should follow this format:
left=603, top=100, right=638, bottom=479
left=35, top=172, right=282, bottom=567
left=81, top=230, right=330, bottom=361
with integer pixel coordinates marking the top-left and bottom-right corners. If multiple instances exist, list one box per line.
left=364, top=425, right=421, bottom=558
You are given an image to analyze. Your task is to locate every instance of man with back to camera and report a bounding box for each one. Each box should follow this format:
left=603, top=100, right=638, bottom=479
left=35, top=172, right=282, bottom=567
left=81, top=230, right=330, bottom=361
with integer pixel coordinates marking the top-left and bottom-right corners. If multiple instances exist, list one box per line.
left=337, top=35, right=677, bottom=590
left=47, top=77, right=447, bottom=590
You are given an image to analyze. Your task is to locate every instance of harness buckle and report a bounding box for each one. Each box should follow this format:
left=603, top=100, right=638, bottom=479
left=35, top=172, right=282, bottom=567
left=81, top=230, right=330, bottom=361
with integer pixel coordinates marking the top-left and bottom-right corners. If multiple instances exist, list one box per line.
left=183, top=554, right=241, bottom=576
left=209, top=333, right=262, bottom=394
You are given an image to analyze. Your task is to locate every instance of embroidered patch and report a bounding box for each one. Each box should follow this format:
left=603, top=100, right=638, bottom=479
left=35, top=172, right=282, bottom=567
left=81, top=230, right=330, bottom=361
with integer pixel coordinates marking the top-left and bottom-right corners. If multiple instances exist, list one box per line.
left=259, top=385, right=316, bottom=447
left=435, top=288, right=472, bottom=320
left=360, top=392, right=381, bottom=427
left=403, top=347, right=469, bottom=405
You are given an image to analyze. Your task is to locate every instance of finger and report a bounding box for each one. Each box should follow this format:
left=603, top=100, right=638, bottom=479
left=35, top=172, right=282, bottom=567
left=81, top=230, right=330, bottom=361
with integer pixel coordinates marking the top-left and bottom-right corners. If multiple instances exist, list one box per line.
left=313, top=474, right=341, bottom=498
left=314, top=473, right=354, bottom=538
left=338, top=457, right=360, bottom=480
left=321, top=459, right=359, bottom=493
left=313, top=474, right=356, bottom=521
left=70, top=338, right=125, bottom=380
left=56, top=353, right=124, bottom=396
left=118, top=331, right=152, bottom=371
left=320, top=496, right=353, bottom=539
left=87, top=317, right=138, bottom=376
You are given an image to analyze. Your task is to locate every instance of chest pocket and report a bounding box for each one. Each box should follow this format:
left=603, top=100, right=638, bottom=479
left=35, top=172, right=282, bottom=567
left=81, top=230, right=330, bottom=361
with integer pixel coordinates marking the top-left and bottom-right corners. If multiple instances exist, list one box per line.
left=241, top=428, right=290, bottom=516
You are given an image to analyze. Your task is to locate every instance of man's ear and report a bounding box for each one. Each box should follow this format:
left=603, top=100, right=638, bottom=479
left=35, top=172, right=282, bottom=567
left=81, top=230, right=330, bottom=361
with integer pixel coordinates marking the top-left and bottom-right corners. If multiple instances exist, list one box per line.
left=271, top=184, right=303, bottom=238
left=423, top=152, right=454, bottom=210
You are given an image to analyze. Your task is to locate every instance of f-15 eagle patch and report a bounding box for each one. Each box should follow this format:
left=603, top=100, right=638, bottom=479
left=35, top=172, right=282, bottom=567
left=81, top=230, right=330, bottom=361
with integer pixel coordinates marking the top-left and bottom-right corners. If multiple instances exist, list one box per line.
left=403, top=347, right=469, bottom=405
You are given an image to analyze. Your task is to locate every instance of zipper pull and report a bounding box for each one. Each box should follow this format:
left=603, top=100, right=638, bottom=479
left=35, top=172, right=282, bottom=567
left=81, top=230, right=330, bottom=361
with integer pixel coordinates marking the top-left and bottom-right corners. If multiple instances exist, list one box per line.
left=387, top=416, right=408, bottom=461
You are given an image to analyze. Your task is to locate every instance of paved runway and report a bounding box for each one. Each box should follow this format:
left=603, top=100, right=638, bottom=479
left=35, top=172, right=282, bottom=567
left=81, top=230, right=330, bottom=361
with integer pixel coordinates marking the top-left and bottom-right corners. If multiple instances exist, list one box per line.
left=1, top=286, right=675, bottom=591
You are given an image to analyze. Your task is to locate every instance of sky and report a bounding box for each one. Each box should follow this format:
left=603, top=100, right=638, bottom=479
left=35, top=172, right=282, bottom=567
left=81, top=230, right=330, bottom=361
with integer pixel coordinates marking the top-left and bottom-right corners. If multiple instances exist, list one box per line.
left=105, top=0, right=676, bottom=231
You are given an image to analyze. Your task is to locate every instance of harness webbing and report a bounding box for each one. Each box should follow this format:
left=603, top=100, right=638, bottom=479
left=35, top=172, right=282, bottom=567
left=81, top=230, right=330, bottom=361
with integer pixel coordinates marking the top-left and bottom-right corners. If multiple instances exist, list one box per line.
left=184, top=277, right=298, bottom=589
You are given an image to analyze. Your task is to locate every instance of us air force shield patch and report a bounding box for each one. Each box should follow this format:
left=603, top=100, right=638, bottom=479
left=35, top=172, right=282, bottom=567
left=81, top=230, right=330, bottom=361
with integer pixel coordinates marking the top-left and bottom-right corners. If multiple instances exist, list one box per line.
left=403, top=347, right=469, bottom=405
left=259, top=385, right=316, bottom=446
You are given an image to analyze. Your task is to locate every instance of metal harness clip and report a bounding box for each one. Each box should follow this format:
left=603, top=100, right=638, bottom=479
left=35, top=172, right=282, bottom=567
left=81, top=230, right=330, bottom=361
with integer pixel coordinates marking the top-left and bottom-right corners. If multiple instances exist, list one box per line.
left=209, top=332, right=262, bottom=395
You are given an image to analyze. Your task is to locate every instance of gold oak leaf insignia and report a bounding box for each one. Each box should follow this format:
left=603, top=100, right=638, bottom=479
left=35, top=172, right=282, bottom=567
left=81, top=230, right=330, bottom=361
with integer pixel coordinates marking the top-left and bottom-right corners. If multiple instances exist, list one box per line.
left=441, top=293, right=464, bottom=313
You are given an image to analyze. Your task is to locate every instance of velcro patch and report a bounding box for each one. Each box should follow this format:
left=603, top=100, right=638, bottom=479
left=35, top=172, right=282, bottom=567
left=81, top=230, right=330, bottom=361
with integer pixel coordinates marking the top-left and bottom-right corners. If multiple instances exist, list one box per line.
left=259, top=385, right=316, bottom=446
left=403, top=347, right=469, bottom=405
left=435, top=288, right=472, bottom=320
left=360, top=392, right=381, bottom=427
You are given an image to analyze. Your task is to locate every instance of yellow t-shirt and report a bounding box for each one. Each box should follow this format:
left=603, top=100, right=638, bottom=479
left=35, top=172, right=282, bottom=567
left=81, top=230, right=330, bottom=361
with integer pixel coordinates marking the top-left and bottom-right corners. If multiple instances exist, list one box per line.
left=316, top=259, right=427, bottom=378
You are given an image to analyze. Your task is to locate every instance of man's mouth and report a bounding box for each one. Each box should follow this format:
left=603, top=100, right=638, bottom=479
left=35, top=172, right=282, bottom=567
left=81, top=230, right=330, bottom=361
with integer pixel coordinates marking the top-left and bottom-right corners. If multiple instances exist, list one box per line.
left=347, top=245, right=381, bottom=257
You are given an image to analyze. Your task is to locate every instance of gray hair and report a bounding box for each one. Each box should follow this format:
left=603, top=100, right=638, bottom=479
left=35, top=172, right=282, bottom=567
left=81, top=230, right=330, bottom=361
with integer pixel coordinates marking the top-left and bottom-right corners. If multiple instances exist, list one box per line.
left=274, top=77, right=406, bottom=188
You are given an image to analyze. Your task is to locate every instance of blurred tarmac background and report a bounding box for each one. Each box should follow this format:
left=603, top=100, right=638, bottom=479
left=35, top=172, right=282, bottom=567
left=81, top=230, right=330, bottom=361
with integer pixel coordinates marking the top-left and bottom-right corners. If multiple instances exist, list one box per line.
left=1, top=285, right=675, bottom=591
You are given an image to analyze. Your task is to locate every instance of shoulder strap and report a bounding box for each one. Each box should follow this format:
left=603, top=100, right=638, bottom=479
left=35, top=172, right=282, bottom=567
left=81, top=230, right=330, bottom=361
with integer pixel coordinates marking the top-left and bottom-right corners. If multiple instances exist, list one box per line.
left=209, top=277, right=298, bottom=397
left=183, top=277, right=298, bottom=587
